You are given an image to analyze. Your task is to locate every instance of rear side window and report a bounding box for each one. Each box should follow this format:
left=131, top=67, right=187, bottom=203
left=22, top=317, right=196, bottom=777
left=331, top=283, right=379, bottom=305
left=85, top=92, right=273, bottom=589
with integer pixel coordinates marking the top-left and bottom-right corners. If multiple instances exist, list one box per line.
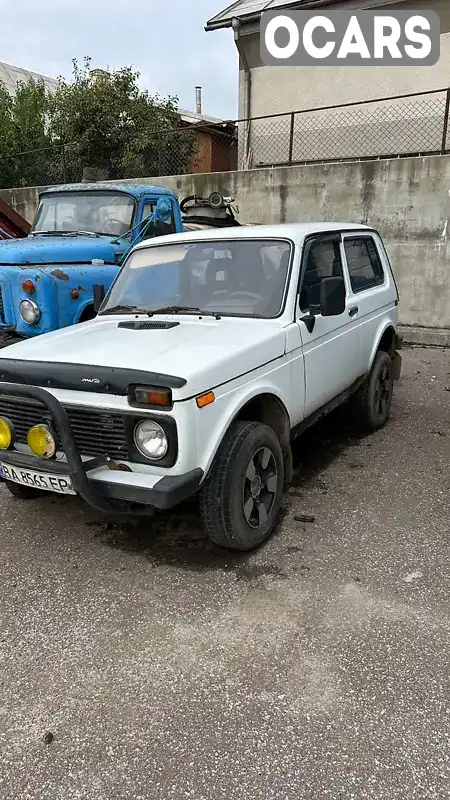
left=344, top=237, right=385, bottom=293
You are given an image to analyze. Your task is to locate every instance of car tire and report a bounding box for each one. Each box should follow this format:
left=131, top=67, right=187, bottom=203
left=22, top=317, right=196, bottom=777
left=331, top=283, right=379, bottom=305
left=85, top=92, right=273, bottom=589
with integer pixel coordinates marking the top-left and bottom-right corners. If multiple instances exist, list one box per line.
left=3, top=480, right=43, bottom=500
left=200, top=420, right=285, bottom=552
left=350, top=350, right=394, bottom=431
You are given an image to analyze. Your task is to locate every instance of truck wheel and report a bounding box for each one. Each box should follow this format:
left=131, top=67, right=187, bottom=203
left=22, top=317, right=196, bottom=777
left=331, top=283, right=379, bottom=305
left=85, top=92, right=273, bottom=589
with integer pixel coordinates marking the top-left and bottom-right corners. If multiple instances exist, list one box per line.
left=200, top=420, right=284, bottom=551
left=350, top=350, right=394, bottom=431
left=3, top=481, right=43, bottom=500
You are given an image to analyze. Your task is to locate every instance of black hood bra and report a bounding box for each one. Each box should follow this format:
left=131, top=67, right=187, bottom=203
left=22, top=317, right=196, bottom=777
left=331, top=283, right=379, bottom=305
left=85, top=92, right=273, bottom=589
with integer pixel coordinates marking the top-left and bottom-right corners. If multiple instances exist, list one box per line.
left=0, top=358, right=186, bottom=396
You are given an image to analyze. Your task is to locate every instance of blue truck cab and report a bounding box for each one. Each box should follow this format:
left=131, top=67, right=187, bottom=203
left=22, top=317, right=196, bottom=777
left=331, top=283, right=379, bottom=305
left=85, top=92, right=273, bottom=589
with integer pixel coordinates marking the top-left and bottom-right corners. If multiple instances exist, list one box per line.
left=0, top=182, right=182, bottom=344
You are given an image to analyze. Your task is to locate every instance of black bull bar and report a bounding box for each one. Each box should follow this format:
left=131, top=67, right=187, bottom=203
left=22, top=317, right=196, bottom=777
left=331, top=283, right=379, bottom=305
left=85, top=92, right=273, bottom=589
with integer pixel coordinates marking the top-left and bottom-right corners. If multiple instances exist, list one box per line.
left=0, top=382, right=118, bottom=512
left=0, top=382, right=203, bottom=514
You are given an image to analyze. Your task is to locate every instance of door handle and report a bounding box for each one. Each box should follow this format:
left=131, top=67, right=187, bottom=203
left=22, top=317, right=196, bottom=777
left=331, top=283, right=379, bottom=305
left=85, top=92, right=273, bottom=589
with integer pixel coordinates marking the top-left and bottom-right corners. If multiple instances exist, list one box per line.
left=348, top=306, right=359, bottom=317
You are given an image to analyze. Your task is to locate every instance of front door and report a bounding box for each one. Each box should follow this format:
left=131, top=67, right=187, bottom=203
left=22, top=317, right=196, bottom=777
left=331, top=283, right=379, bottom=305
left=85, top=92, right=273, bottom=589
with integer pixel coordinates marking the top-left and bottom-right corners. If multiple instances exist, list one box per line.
left=296, top=232, right=363, bottom=419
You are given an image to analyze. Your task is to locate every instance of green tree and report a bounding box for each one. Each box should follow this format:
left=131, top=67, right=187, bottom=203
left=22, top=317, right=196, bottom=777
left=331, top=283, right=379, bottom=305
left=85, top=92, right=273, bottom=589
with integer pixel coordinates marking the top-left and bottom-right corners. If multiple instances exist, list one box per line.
left=48, top=57, right=197, bottom=181
left=10, top=79, right=55, bottom=187
left=0, top=83, right=16, bottom=188
left=0, top=78, right=56, bottom=189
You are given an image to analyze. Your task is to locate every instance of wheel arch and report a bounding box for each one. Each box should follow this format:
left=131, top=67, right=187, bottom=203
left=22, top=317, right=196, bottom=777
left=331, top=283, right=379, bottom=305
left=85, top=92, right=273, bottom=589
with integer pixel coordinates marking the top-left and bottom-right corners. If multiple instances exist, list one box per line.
left=77, top=302, right=96, bottom=323
left=202, top=388, right=293, bottom=487
left=369, top=323, right=397, bottom=370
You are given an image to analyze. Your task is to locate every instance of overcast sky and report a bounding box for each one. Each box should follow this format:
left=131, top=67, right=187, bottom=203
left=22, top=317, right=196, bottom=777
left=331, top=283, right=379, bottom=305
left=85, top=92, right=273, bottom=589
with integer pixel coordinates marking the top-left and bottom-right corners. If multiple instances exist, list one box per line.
left=0, top=0, right=238, bottom=118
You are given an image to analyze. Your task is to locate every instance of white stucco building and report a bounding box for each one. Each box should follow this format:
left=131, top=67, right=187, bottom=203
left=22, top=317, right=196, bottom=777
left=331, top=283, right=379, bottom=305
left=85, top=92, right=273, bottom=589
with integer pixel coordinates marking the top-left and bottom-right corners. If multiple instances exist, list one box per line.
left=206, top=0, right=450, bottom=167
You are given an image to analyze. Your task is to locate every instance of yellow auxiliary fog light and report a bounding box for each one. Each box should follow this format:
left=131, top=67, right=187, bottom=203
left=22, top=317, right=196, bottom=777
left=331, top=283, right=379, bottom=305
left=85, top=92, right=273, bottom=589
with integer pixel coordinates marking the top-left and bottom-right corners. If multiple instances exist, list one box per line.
left=0, top=417, right=14, bottom=450
left=27, top=425, right=56, bottom=459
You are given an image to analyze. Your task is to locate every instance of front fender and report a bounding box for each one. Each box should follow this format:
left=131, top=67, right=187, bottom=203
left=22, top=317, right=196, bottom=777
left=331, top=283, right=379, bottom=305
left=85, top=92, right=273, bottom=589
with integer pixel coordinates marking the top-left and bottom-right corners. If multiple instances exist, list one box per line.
left=195, top=378, right=292, bottom=479
left=3, top=268, right=59, bottom=335
left=4, top=263, right=119, bottom=337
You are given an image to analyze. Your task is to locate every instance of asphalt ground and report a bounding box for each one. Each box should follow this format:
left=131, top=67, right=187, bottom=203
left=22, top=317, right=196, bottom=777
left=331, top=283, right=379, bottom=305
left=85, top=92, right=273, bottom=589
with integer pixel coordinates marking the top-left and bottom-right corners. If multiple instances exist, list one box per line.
left=0, top=346, right=449, bottom=800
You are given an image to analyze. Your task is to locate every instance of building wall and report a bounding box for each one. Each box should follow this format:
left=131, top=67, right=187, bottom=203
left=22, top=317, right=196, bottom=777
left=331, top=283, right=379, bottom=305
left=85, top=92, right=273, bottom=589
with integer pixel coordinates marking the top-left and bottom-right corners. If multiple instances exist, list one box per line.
left=238, top=0, right=450, bottom=118
left=191, top=131, right=214, bottom=173
left=2, top=153, right=450, bottom=330
left=243, top=34, right=450, bottom=119
left=189, top=130, right=237, bottom=173
left=235, top=0, right=450, bottom=165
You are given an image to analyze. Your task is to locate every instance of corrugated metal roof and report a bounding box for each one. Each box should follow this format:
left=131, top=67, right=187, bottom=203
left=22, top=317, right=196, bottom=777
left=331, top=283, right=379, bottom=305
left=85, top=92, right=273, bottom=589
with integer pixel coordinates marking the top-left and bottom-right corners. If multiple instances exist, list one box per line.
left=0, top=61, right=59, bottom=96
left=206, top=0, right=308, bottom=29
left=178, top=108, right=226, bottom=125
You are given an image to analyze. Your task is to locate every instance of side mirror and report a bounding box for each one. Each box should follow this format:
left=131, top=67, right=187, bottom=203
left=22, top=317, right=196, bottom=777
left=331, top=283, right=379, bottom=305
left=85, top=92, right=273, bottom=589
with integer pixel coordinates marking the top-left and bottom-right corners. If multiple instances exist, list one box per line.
left=93, top=283, right=106, bottom=313
left=320, top=276, right=346, bottom=316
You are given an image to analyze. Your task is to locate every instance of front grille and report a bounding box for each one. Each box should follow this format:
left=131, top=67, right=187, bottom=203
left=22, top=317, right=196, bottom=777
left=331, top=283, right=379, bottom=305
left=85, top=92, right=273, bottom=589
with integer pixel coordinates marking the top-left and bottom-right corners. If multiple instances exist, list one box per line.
left=0, top=284, right=5, bottom=324
left=0, top=395, right=129, bottom=460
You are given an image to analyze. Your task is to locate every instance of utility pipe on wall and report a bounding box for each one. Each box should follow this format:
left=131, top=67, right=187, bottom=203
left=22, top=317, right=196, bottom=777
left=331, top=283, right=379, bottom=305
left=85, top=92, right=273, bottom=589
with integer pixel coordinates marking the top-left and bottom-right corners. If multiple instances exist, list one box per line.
left=232, top=16, right=252, bottom=168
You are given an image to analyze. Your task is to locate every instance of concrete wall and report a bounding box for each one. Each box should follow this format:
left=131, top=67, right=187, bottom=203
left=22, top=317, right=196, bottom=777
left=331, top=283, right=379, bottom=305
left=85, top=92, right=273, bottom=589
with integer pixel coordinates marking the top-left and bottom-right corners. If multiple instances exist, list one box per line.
left=1, top=154, right=450, bottom=329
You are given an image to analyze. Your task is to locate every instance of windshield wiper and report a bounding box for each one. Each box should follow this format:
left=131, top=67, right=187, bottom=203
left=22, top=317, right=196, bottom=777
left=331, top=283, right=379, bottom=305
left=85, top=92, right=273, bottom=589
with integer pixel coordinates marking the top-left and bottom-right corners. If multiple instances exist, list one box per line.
left=148, top=305, right=221, bottom=320
left=100, top=304, right=151, bottom=316
left=29, top=230, right=67, bottom=236
left=29, top=230, right=101, bottom=238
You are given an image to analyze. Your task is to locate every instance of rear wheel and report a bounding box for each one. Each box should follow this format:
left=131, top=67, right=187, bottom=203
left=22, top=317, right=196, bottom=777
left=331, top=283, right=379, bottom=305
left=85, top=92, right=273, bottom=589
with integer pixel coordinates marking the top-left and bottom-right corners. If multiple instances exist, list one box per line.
left=3, top=480, right=43, bottom=500
left=200, top=420, right=284, bottom=551
left=350, top=350, right=394, bottom=431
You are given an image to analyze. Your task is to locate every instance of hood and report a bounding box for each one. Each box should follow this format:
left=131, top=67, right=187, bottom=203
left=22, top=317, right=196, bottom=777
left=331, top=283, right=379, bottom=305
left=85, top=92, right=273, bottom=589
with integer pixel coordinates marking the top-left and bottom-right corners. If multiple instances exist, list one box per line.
left=3, top=315, right=287, bottom=399
left=0, top=235, right=116, bottom=265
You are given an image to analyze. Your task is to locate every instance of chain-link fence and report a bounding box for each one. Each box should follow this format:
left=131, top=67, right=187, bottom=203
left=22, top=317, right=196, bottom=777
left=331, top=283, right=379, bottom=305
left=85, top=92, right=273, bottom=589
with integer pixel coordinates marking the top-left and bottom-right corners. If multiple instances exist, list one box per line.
left=1, top=89, right=448, bottom=187
left=0, top=124, right=238, bottom=188
left=237, top=88, right=450, bottom=169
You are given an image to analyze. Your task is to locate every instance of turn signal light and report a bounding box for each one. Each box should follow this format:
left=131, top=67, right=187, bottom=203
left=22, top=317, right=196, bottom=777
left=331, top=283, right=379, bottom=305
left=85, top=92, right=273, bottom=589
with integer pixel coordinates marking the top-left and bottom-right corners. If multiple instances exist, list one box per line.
left=0, top=417, right=14, bottom=450
left=196, top=391, right=215, bottom=409
left=22, top=279, right=36, bottom=295
left=134, top=387, right=172, bottom=407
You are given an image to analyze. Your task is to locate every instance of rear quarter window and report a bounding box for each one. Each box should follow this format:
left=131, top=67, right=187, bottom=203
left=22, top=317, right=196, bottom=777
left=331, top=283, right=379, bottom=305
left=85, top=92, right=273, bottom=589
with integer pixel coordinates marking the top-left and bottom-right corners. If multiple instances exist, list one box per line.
left=344, top=237, right=385, bottom=293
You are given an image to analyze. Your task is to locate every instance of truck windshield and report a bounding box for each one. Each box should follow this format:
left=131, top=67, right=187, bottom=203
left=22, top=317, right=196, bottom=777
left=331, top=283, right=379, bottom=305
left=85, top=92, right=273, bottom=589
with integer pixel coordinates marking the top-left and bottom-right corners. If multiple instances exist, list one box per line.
left=32, top=192, right=135, bottom=237
left=101, top=239, right=292, bottom=319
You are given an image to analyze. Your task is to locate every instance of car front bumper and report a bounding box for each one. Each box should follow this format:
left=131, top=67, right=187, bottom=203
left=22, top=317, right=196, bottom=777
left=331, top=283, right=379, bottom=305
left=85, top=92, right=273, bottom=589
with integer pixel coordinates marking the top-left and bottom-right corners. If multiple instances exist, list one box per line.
left=0, top=382, right=203, bottom=513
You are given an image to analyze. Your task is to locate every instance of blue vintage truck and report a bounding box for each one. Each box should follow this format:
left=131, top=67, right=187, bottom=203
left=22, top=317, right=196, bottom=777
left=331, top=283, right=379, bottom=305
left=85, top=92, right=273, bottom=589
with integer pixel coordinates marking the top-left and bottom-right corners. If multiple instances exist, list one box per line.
left=0, top=183, right=241, bottom=346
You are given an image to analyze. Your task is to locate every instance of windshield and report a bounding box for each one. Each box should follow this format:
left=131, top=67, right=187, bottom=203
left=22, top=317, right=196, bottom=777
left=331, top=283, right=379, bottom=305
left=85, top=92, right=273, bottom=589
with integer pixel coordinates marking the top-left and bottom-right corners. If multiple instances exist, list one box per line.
left=33, top=191, right=135, bottom=237
left=101, top=238, right=292, bottom=319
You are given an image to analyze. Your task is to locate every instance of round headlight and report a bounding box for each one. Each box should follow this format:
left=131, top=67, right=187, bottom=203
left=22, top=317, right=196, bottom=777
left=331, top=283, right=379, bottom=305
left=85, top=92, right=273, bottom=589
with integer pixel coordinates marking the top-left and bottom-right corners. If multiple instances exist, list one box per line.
left=134, top=420, right=168, bottom=460
left=0, top=417, right=14, bottom=450
left=27, top=425, right=56, bottom=459
left=20, top=299, right=41, bottom=325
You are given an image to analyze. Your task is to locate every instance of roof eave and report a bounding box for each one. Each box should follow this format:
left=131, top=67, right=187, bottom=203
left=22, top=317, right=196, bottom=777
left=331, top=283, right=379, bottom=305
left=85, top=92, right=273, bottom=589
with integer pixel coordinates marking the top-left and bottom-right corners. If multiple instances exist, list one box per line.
left=205, top=0, right=410, bottom=30
left=205, top=11, right=261, bottom=31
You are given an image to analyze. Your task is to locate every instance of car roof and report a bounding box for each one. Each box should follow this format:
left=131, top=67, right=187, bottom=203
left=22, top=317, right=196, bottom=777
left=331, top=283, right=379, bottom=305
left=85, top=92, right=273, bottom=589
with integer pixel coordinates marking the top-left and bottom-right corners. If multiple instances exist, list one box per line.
left=132, top=221, right=375, bottom=251
left=39, top=182, right=177, bottom=200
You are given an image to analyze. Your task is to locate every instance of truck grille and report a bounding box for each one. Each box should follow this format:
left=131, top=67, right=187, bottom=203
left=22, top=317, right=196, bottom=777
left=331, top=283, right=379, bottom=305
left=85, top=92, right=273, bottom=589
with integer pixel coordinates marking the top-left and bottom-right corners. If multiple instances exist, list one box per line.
left=0, top=284, right=5, bottom=324
left=0, top=395, right=129, bottom=460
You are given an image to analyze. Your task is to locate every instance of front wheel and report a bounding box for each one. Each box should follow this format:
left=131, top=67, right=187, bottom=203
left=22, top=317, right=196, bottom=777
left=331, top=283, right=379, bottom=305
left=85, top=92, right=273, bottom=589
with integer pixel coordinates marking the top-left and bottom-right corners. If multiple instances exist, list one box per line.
left=200, top=420, right=284, bottom=551
left=350, top=350, right=394, bottom=431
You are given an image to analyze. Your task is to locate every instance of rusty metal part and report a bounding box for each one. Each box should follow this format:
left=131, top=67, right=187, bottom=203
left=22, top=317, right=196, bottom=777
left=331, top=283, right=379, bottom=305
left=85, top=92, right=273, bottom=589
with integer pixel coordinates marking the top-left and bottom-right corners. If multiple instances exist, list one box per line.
left=0, top=198, right=31, bottom=239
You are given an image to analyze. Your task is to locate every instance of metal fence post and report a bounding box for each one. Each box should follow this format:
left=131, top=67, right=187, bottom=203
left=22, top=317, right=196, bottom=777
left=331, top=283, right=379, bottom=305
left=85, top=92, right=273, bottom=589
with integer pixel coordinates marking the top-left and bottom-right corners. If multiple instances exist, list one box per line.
left=442, top=89, right=450, bottom=154
left=288, top=112, right=295, bottom=164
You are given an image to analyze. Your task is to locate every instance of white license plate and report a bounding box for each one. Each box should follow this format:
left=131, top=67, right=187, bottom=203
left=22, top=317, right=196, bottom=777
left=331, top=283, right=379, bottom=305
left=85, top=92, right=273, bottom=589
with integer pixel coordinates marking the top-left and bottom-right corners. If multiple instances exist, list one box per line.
left=0, top=462, right=76, bottom=495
